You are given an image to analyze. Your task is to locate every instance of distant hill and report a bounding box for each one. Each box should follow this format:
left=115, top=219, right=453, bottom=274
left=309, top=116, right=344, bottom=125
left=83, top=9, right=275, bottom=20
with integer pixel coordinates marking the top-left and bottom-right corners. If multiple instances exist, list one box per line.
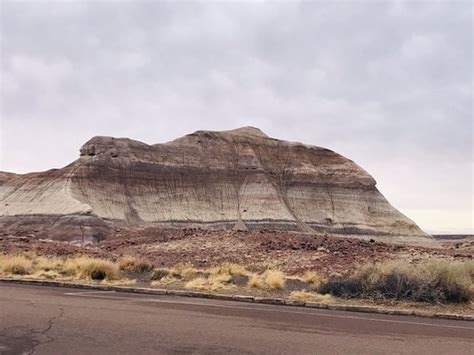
left=432, top=235, right=474, bottom=240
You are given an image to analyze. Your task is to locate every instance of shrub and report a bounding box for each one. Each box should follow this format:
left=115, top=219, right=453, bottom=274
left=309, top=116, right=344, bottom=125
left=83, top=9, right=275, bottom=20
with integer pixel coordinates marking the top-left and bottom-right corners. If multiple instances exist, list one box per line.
left=247, top=270, right=286, bottom=290
left=71, top=257, right=120, bottom=281
left=185, top=273, right=232, bottom=291
left=61, top=257, right=85, bottom=276
left=248, top=274, right=265, bottom=289
left=209, top=263, right=250, bottom=276
left=34, top=256, right=63, bottom=272
left=263, top=270, right=285, bottom=290
left=119, top=256, right=153, bottom=273
left=319, top=259, right=474, bottom=304
left=0, top=255, right=33, bottom=275
left=151, top=268, right=170, bottom=280
left=0, top=253, right=128, bottom=283
left=172, top=263, right=198, bottom=280
left=302, top=271, right=322, bottom=286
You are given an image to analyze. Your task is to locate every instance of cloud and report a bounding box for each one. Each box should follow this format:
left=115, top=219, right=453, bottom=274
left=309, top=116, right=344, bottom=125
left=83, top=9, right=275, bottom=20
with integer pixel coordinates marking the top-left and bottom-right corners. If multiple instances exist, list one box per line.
left=0, top=0, right=472, bottom=233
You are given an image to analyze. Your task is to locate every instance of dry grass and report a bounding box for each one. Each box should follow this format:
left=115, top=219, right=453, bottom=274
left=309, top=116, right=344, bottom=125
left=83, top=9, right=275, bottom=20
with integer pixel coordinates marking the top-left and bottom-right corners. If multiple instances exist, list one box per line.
left=209, top=263, right=250, bottom=276
left=74, top=257, right=121, bottom=281
left=302, top=271, right=322, bottom=286
left=32, top=270, right=63, bottom=280
left=0, top=254, right=121, bottom=281
left=248, top=270, right=286, bottom=290
left=185, top=273, right=233, bottom=291
left=178, top=262, right=250, bottom=291
left=150, top=265, right=187, bottom=286
left=248, top=274, right=265, bottom=289
left=150, top=275, right=181, bottom=287
left=264, top=270, right=286, bottom=289
left=6, top=253, right=470, bottom=307
left=33, top=256, right=63, bottom=272
left=150, top=280, right=164, bottom=287
left=182, top=263, right=247, bottom=291
left=56, top=256, right=121, bottom=281
left=0, top=255, right=33, bottom=275
left=151, top=268, right=171, bottom=281
left=172, top=263, right=199, bottom=280
left=101, top=278, right=137, bottom=286
left=118, top=256, right=153, bottom=273
left=290, top=291, right=334, bottom=303
left=319, top=259, right=474, bottom=304
left=184, top=277, right=209, bottom=290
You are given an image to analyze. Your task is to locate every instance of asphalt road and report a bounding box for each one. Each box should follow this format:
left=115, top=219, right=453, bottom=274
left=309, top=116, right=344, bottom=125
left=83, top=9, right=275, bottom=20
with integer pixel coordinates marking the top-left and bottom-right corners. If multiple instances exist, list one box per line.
left=0, top=283, right=473, bottom=355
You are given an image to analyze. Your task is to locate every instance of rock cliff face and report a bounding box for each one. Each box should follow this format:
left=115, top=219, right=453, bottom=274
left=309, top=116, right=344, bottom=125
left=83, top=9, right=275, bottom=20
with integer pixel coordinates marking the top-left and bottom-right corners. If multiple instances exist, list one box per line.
left=0, top=127, right=428, bottom=241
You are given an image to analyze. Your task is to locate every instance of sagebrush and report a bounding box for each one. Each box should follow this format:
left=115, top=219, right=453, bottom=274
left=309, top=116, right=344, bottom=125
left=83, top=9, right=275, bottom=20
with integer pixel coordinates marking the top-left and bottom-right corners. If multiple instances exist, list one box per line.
left=319, top=259, right=474, bottom=304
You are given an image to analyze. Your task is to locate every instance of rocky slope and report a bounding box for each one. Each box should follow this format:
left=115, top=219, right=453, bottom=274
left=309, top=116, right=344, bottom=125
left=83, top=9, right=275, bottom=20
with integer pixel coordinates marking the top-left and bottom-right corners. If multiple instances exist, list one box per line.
left=0, top=127, right=428, bottom=241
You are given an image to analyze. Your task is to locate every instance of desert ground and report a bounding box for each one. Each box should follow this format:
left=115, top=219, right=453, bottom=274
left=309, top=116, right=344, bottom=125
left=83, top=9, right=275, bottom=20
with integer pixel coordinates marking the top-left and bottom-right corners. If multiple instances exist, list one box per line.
left=1, top=228, right=473, bottom=316
left=1, top=228, right=472, bottom=275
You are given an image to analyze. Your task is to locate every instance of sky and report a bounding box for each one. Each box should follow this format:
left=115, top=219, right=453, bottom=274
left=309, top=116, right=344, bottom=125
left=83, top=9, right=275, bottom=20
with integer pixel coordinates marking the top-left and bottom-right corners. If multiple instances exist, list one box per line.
left=0, top=1, right=472, bottom=234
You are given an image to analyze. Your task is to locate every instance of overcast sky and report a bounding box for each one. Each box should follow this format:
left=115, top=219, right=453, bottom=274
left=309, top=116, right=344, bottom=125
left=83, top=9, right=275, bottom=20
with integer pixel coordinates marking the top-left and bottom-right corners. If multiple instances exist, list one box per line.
left=0, top=1, right=472, bottom=234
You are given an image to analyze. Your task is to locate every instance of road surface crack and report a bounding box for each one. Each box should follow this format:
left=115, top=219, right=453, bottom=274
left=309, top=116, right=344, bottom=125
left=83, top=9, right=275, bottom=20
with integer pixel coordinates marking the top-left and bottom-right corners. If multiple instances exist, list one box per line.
left=27, top=307, right=64, bottom=354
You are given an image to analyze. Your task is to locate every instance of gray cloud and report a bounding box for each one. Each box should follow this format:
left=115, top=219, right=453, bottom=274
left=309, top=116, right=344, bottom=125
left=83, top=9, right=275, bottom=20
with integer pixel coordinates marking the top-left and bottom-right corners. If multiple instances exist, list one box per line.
left=1, top=1, right=472, bottom=233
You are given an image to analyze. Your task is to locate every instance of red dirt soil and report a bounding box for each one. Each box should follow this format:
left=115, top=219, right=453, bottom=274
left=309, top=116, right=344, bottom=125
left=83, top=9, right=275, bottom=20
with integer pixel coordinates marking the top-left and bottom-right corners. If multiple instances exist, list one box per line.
left=1, top=228, right=471, bottom=275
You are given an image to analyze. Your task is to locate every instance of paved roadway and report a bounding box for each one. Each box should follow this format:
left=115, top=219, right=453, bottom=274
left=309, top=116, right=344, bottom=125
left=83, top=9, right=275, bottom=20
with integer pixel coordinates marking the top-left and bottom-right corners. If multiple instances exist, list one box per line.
left=0, top=283, right=473, bottom=354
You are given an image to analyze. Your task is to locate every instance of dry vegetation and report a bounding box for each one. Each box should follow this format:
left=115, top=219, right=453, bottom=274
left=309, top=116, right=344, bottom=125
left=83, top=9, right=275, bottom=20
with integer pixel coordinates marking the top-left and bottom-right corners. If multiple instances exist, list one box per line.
left=0, top=252, right=472, bottom=306
left=319, top=259, right=474, bottom=304
left=302, top=271, right=322, bottom=286
left=157, top=262, right=251, bottom=291
left=118, top=256, right=153, bottom=273
left=290, top=291, right=334, bottom=303
left=249, top=270, right=286, bottom=290
left=0, top=254, right=121, bottom=281
left=1, top=255, right=32, bottom=275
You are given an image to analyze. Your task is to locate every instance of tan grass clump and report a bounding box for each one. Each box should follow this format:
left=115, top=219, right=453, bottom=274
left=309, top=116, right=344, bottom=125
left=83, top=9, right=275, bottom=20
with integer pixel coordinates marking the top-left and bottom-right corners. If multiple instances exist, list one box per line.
left=118, top=256, right=153, bottom=273
left=290, top=291, right=334, bottom=303
left=209, top=263, right=250, bottom=276
left=80, top=258, right=120, bottom=281
left=248, top=270, right=286, bottom=290
left=64, top=257, right=120, bottom=281
left=61, top=257, right=85, bottom=276
left=185, top=277, right=209, bottom=290
left=302, top=271, right=322, bottom=286
left=185, top=273, right=233, bottom=291
left=0, top=255, right=33, bottom=275
left=172, top=263, right=198, bottom=280
left=32, top=270, right=63, bottom=280
left=101, top=278, right=137, bottom=286
left=248, top=274, right=265, bottom=289
left=264, top=270, right=286, bottom=289
left=0, top=253, right=129, bottom=283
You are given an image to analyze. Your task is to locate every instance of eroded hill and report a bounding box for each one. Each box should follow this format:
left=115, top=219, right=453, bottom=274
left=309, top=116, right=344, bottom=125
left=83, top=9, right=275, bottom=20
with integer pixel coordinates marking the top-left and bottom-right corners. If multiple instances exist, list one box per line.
left=0, top=127, right=428, bottom=242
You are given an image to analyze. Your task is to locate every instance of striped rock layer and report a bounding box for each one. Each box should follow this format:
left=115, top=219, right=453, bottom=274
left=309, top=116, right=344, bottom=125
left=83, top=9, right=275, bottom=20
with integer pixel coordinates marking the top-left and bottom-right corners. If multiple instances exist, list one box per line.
left=0, top=127, right=428, bottom=241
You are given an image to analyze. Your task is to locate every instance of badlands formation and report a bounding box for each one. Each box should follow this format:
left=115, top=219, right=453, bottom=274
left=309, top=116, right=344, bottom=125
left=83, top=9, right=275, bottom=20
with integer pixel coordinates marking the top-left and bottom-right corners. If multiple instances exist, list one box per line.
left=0, top=127, right=428, bottom=242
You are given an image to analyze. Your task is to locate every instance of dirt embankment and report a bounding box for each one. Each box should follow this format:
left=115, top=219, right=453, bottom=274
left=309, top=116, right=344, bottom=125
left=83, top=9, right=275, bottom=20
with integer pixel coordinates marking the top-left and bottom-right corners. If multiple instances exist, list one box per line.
left=1, top=228, right=471, bottom=275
